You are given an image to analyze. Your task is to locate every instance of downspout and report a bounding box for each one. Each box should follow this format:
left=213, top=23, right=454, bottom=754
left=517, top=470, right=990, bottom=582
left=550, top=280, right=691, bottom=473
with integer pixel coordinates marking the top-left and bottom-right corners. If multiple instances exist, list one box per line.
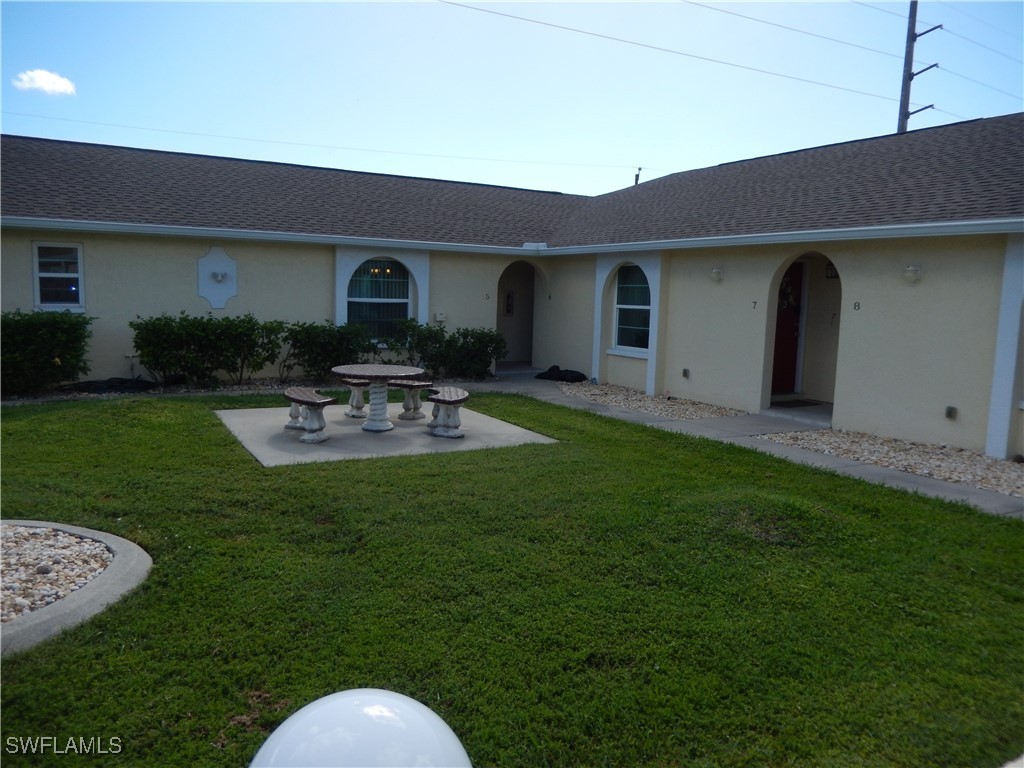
left=985, top=234, right=1023, bottom=459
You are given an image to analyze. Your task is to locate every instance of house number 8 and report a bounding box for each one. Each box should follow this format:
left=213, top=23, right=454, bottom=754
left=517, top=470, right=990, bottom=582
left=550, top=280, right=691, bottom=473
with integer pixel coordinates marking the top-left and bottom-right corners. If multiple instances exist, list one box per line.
left=853, top=301, right=861, bottom=310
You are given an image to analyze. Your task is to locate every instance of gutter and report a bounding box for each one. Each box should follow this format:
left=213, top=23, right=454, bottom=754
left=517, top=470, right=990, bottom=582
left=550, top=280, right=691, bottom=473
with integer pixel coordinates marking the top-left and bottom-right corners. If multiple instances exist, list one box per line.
left=544, top=218, right=1024, bottom=255
left=2, top=215, right=1022, bottom=256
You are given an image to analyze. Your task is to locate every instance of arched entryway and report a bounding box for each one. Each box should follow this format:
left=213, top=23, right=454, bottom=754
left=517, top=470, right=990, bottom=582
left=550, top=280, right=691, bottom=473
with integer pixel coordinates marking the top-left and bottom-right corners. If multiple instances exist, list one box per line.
left=496, top=261, right=536, bottom=369
left=768, top=253, right=842, bottom=408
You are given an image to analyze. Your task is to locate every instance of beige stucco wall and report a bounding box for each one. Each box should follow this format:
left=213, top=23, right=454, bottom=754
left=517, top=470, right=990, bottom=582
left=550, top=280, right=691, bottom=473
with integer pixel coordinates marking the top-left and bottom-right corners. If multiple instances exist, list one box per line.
left=799, top=253, right=842, bottom=403
left=605, top=354, right=646, bottom=391
left=829, top=236, right=1005, bottom=452
left=532, top=254, right=596, bottom=375
left=5, top=227, right=1014, bottom=456
left=1, top=230, right=335, bottom=380
left=658, top=246, right=786, bottom=411
left=612, top=236, right=1008, bottom=453
left=428, top=251, right=508, bottom=332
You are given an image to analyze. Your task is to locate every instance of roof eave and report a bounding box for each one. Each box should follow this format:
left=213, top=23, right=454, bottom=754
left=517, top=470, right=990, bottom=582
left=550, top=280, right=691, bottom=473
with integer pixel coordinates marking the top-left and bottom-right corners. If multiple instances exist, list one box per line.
left=0, top=217, right=536, bottom=255
left=545, top=218, right=1024, bottom=255
left=3, top=216, right=1021, bottom=256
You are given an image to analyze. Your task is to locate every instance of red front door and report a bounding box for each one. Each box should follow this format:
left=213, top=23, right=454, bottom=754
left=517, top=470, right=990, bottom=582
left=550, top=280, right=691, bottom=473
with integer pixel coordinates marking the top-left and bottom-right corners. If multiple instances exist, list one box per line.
left=772, top=262, right=803, bottom=394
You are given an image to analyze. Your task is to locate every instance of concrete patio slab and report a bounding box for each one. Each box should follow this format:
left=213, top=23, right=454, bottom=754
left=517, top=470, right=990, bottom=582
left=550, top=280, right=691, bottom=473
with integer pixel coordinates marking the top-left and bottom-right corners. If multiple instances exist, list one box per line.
left=217, top=403, right=557, bottom=467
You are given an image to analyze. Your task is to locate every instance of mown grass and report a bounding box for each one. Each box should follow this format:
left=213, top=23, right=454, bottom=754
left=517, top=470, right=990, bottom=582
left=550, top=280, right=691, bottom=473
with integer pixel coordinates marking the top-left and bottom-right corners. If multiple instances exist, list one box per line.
left=1, top=393, right=1022, bottom=767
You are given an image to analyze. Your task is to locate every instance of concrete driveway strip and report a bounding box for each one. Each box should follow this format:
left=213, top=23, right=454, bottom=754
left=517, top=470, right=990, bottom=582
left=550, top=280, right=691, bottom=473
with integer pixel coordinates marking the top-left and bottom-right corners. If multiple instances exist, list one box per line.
left=1, top=520, right=152, bottom=657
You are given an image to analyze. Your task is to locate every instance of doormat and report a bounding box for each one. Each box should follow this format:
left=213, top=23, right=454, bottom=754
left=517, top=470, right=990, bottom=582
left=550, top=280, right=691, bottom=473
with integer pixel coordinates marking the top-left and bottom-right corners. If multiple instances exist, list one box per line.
left=770, top=399, right=823, bottom=408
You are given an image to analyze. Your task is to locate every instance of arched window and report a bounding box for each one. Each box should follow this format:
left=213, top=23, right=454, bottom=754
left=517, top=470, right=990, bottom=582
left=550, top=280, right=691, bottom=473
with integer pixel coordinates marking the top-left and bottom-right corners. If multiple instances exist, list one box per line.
left=347, top=259, right=410, bottom=338
left=615, top=265, right=650, bottom=349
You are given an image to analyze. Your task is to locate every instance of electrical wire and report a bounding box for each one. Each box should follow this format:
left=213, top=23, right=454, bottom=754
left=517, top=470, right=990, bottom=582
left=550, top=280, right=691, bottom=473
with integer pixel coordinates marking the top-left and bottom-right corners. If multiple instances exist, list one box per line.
left=0, top=111, right=644, bottom=172
left=936, top=0, right=1023, bottom=42
left=686, top=0, right=1021, bottom=101
left=440, top=0, right=910, bottom=106
left=853, top=0, right=1023, bottom=64
left=440, top=0, right=967, bottom=120
left=683, top=0, right=904, bottom=61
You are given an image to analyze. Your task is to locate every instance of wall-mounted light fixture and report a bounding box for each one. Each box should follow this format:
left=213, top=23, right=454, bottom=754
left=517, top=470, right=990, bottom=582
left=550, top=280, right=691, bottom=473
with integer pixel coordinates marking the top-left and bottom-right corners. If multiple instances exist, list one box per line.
left=211, top=271, right=229, bottom=283
left=903, top=265, right=922, bottom=283
left=710, top=267, right=724, bottom=282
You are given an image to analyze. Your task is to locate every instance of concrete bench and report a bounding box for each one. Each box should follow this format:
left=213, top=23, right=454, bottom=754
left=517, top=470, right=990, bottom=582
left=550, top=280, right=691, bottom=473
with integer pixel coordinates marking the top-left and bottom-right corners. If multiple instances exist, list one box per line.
left=389, top=379, right=433, bottom=421
left=337, top=377, right=370, bottom=418
left=284, top=387, right=338, bottom=443
left=426, top=386, right=470, bottom=438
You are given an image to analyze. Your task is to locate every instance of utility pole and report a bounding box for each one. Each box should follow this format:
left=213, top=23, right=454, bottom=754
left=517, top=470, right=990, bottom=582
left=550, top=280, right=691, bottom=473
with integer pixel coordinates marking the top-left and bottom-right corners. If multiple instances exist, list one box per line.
left=897, top=0, right=941, bottom=134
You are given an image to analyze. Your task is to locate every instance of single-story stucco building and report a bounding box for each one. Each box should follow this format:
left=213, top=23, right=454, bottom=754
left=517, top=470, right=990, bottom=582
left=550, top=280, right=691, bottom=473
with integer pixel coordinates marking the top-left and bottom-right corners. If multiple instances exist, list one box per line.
left=2, top=113, right=1022, bottom=458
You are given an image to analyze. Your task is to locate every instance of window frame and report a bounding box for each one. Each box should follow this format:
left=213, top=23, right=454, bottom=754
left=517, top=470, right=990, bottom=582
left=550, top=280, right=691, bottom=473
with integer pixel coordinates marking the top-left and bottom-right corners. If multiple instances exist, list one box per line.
left=613, top=264, right=650, bottom=352
left=33, top=241, right=85, bottom=311
left=346, top=258, right=411, bottom=339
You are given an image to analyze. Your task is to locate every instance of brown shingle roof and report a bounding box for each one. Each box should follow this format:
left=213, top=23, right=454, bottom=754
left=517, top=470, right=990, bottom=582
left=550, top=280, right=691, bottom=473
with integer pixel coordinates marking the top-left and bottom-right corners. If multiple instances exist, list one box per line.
left=0, top=138, right=588, bottom=248
left=549, top=112, right=1023, bottom=246
left=3, top=113, right=1021, bottom=249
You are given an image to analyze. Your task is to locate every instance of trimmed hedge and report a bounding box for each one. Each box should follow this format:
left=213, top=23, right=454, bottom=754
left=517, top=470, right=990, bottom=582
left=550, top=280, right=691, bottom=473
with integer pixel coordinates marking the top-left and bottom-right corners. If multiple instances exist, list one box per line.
left=279, top=321, right=376, bottom=381
left=383, top=319, right=507, bottom=379
left=130, top=313, right=290, bottom=387
left=125, top=314, right=508, bottom=386
left=1, top=310, right=94, bottom=397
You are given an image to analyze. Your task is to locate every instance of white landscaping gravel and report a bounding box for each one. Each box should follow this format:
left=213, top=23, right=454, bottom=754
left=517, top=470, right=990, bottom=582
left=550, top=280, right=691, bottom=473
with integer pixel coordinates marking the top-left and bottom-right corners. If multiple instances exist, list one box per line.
left=560, top=382, right=1024, bottom=498
left=1, top=526, right=113, bottom=623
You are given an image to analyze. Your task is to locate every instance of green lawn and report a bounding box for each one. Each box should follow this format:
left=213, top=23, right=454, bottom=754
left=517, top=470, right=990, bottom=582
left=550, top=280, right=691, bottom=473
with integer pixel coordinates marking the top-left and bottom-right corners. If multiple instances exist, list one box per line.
left=1, top=393, right=1022, bottom=767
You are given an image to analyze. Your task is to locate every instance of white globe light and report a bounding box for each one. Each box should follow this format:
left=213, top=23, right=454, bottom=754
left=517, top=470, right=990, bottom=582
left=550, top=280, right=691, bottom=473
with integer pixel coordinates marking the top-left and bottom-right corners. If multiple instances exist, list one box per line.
left=250, top=688, right=472, bottom=767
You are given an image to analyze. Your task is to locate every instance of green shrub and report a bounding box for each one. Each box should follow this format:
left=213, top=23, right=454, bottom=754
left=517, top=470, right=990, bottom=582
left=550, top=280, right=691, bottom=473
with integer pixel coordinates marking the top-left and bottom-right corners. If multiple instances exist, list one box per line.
left=214, top=314, right=287, bottom=385
left=381, top=319, right=448, bottom=372
left=130, top=313, right=218, bottom=386
left=381, top=321, right=506, bottom=379
left=280, top=321, right=375, bottom=381
left=445, top=326, right=507, bottom=379
left=130, top=313, right=287, bottom=386
left=0, top=310, right=95, bottom=397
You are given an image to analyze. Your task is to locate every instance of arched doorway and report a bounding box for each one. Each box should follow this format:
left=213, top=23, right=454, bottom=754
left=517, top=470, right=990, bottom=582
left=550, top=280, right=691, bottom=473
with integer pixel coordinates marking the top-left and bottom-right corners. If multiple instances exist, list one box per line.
left=496, top=261, right=536, bottom=369
left=769, top=253, right=842, bottom=406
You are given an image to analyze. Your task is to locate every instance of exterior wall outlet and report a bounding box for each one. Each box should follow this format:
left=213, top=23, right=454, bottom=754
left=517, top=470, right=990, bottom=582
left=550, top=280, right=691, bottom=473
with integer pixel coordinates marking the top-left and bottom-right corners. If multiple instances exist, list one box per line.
left=945, top=406, right=958, bottom=419
left=682, top=368, right=690, bottom=379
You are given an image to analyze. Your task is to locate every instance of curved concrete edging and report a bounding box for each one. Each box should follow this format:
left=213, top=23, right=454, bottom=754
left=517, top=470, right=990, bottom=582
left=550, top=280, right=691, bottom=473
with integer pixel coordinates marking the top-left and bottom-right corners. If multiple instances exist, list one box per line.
left=1, top=520, right=152, bottom=657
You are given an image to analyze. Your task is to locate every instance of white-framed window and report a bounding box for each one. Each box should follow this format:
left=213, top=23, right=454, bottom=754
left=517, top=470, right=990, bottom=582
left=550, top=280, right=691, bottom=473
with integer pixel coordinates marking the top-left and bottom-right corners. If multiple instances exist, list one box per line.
left=614, top=264, right=650, bottom=350
left=347, top=258, right=410, bottom=338
left=34, top=242, right=84, bottom=310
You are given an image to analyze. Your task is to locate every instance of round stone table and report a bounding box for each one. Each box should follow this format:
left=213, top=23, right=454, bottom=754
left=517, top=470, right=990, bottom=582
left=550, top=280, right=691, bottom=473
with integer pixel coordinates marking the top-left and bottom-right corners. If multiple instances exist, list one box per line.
left=331, top=363, right=426, bottom=432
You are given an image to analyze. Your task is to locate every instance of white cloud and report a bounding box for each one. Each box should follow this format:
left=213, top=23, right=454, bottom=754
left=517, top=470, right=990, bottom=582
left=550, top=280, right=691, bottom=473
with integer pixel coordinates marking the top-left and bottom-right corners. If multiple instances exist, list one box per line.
left=12, top=69, right=76, bottom=96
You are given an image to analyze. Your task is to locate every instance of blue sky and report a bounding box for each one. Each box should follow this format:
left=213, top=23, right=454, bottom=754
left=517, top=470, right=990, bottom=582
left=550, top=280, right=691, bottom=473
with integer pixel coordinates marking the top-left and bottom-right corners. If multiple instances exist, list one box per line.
left=2, top=1, right=1021, bottom=196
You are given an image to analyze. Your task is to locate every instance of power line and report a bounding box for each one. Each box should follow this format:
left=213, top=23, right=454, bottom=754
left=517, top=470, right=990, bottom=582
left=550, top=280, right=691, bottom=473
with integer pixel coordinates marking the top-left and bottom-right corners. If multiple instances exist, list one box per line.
left=441, top=1, right=966, bottom=120
left=942, top=27, right=1023, bottom=64
left=683, top=0, right=904, bottom=61
left=440, top=0, right=911, bottom=107
left=853, top=1, right=1023, bottom=64
left=936, top=0, right=1023, bottom=42
left=1, top=111, right=646, bottom=172
left=687, top=0, right=1020, bottom=101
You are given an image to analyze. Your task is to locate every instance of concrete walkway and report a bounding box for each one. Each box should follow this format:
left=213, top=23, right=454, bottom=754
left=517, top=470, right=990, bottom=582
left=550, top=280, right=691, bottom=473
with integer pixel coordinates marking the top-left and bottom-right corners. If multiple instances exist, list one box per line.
left=462, top=374, right=1023, bottom=520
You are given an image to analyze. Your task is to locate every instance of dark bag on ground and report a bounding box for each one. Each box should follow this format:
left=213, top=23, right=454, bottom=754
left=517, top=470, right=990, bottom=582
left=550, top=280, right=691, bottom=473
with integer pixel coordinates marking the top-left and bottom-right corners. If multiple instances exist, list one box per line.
left=536, top=365, right=588, bottom=383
